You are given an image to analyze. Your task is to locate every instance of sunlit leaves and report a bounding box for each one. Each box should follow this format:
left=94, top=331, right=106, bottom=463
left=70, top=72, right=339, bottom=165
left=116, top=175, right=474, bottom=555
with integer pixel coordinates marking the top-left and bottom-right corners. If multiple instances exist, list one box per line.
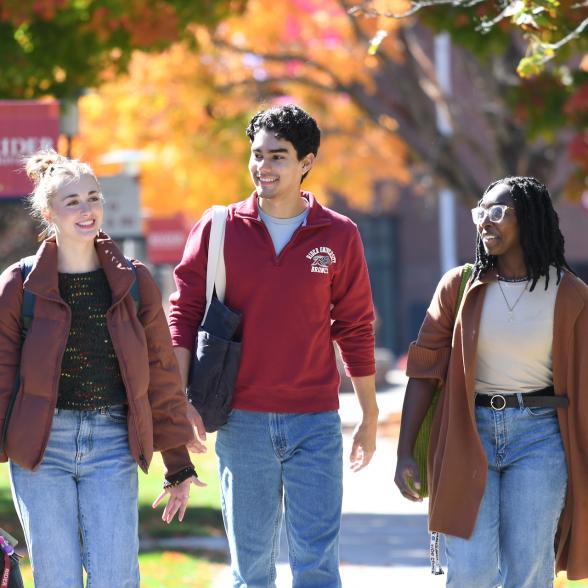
left=351, top=0, right=588, bottom=77
left=0, top=0, right=245, bottom=99
left=76, top=4, right=410, bottom=219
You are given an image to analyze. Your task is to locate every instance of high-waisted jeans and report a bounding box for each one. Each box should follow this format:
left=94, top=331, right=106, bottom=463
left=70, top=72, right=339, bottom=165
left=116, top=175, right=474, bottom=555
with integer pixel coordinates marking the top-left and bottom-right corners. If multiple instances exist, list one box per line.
left=445, top=402, right=568, bottom=588
left=10, top=406, right=139, bottom=588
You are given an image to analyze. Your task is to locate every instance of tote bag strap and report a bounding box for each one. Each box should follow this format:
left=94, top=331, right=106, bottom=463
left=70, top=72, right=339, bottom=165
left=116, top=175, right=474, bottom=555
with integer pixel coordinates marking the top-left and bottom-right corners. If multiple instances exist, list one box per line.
left=457, top=263, right=473, bottom=312
left=203, top=205, right=228, bottom=322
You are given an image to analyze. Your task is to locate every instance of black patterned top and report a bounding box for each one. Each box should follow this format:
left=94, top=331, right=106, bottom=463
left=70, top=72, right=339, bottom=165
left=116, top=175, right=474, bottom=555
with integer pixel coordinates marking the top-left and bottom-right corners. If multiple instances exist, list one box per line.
left=57, top=269, right=127, bottom=410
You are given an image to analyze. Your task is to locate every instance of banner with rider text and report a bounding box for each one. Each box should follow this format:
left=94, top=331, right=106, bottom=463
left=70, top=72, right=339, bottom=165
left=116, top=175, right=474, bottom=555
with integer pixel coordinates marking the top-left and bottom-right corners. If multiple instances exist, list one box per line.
left=0, top=100, right=60, bottom=198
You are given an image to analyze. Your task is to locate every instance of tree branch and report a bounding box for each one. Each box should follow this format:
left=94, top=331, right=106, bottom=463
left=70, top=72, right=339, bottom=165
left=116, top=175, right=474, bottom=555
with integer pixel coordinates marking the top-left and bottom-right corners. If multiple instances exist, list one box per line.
left=348, top=0, right=588, bottom=60
left=212, top=38, right=342, bottom=81
left=541, top=16, right=588, bottom=52
left=347, top=0, right=484, bottom=19
left=214, top=75, right=344, bottom=95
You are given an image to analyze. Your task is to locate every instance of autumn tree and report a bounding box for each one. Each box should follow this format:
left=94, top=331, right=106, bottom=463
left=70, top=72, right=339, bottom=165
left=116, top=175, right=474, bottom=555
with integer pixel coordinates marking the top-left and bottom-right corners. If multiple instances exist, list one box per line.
left=77, top=41, right=409, bottom=219
left=0, top=0, right=246, bottom=99
left=54, top=0, right=588, bottom=220
left=198, top=0, right=588, bottom=203
left=351, top=0, right=588, bottom=77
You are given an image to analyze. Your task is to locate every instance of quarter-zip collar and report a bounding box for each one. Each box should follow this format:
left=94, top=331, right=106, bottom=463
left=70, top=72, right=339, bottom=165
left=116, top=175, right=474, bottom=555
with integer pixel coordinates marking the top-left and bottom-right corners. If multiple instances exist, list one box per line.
left=234, top=190, right=332, bottom=227
left=23, top=231, right=136, bottom=306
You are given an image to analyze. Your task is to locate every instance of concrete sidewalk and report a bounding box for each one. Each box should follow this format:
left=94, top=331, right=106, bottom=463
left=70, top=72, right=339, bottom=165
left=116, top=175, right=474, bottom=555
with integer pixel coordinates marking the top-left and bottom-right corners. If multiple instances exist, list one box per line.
left=210, top=384, right=447, bottom=587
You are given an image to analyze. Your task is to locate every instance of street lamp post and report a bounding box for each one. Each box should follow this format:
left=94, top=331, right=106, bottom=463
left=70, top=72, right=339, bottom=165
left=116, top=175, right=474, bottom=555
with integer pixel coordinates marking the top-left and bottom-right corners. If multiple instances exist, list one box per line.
left=435, top=33, right=458, bottom=274
left=60, top=98, right=79, bottom=158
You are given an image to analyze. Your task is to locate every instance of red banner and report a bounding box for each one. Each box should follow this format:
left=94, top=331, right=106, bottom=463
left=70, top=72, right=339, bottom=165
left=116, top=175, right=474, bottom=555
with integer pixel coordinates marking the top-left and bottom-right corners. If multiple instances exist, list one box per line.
left=145, top=213, right=191, bottom=265
left=0, top=100, right=60, bottom=197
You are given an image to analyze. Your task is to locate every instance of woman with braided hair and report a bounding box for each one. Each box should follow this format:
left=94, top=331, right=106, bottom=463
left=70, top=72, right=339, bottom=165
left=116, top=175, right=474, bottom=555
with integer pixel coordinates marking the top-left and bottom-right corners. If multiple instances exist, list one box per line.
left=395, top=176, right=588, bottom=585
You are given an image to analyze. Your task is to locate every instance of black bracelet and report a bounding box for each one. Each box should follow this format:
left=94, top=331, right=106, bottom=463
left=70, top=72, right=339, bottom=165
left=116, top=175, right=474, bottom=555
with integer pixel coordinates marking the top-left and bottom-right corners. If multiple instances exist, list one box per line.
left=163, top=466, right=197, bottom=489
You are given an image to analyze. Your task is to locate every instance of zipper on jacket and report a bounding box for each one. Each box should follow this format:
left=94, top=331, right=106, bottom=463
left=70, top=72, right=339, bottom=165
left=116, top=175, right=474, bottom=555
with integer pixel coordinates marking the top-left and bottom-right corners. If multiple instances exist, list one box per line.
left=131, top=412, right=149, bottom=472
left=108, top=327, right=149, bottom=472
left=106, top=292, right=151, bottom=473
left=34, top=301, right=72, bottom=469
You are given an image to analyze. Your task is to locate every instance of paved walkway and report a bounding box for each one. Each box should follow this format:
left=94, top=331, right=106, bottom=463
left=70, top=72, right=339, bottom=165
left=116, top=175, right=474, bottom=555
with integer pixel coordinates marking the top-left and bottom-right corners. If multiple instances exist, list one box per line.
left=209, top=382, right=447, bottom=587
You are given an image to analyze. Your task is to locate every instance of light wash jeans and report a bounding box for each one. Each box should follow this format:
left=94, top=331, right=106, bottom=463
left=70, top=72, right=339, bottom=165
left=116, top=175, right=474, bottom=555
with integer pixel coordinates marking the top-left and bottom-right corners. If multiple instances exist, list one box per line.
left=216, top=409, right=343, bottom=588
left=445, top=402, right=568, bottom=588
left=10, top=405, right=139, bottom=588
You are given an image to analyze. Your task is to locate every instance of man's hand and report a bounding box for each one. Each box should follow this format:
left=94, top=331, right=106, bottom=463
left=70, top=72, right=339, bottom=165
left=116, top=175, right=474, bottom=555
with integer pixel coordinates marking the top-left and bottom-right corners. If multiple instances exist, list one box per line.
left=174, top=347, right=208, bottom=454
left=186, top=403, right=207, bottom=454
left=348, top=374, right=378, bottom=472
left=349, top=418, right=377, bottom=472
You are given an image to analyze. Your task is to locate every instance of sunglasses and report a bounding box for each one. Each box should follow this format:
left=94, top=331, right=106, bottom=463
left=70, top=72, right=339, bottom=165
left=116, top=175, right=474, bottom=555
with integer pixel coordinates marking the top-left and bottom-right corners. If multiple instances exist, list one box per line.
left=471, top=204, right=513, bottom=225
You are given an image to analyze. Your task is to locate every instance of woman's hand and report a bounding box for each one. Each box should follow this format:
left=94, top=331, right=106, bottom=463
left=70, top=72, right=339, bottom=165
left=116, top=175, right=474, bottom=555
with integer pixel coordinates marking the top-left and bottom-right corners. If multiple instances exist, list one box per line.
left=394, top=454, right=423, bottom=502
left=394, top=377, right=437, bottom=503
left=152, top=476, right=207, bottom=523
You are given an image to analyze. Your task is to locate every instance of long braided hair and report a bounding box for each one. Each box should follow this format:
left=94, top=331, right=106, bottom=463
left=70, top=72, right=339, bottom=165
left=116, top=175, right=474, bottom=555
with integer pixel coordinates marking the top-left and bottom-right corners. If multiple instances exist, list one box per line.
left=471, top=176, right=574, bottom=291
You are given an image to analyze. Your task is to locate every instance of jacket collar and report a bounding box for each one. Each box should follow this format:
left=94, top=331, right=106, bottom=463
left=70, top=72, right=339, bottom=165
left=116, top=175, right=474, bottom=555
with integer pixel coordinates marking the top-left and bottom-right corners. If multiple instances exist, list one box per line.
left=234, top=191, right=332, bottom=226
left=25, top=231, right=136, bottom=306
left=468, top=267, right=498, bottom=289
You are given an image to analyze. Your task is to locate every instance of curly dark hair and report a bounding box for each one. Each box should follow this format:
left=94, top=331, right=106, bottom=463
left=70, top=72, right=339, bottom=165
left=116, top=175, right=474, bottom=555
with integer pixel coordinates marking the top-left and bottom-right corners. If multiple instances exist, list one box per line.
left=472, top=176, right=574, bottom=291
left=246, top=104, right=321, bottom=182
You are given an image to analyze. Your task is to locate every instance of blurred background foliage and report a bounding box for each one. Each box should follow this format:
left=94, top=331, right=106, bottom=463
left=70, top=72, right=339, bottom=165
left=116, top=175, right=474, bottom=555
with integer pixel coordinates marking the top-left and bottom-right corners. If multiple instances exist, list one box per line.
left=0, top=0, right=586, bottom=216
left=0, top=0, right=247, bottom=98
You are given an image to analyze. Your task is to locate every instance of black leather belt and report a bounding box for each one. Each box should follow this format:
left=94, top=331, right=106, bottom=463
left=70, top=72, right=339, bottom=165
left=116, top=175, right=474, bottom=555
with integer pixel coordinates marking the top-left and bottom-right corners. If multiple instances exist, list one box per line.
left=475, top=386, right=568, bottom=410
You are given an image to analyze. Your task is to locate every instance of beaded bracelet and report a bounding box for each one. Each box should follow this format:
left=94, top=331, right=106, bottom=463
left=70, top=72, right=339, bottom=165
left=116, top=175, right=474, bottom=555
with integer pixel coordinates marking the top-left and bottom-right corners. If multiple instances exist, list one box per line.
left=163, top=466, right=197, bottom=489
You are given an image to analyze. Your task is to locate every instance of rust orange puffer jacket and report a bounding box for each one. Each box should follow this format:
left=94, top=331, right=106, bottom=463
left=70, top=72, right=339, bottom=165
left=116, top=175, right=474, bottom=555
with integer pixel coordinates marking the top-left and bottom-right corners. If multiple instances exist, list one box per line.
left=0, top=233, right=193, bottom=478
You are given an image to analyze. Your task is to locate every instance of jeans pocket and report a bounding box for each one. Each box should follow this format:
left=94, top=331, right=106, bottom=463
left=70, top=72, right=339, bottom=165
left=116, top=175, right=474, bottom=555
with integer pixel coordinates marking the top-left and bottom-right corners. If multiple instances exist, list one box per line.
left=524, top=405, right=557, bottom=417
left=105, top=405, right=128, bottom=424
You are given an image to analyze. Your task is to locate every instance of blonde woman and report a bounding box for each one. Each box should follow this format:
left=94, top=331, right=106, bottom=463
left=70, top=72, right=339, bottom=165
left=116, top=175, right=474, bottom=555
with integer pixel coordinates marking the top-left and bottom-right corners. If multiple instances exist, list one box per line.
left=0, top=150, right=204, bottom=587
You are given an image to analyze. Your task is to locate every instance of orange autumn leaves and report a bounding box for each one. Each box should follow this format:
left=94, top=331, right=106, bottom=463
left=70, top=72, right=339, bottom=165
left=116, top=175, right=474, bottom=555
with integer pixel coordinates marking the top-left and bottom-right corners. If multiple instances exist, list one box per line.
left=76, top=0, right=410, bottom=220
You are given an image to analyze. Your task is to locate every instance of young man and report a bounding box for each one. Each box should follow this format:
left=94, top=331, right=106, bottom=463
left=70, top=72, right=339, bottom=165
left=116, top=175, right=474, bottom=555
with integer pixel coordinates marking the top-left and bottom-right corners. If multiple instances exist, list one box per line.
left=169, top=104, right=378, bottom=587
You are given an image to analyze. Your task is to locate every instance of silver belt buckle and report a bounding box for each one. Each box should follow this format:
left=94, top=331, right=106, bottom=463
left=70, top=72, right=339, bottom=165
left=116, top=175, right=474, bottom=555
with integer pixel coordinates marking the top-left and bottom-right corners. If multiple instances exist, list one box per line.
left=490, top=394, right=507, bottom=410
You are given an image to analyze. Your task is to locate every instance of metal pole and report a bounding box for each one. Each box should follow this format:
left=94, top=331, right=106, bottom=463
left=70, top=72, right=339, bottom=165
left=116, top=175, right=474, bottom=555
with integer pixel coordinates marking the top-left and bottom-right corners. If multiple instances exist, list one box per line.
left=60, top=98, right=79, bottom=158
left=435, top=33, right=458, bottom=273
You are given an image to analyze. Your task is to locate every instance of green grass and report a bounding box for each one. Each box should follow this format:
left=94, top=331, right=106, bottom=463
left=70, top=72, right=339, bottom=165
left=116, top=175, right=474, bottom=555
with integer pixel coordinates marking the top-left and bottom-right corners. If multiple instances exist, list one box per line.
left=0, top=435, right=225, bottom=587
left=136, top=551, right=226, bottom=587
left=137, top=443, right=224, bottom=539
left=556, top=576, right=588, bottom=587
left=16, top=551, right=225, bottom=588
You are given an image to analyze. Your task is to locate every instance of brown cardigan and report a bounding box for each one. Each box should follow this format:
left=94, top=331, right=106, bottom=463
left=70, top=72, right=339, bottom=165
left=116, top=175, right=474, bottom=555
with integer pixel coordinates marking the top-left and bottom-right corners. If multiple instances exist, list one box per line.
left=407, top=265, right=588, bottom=580
left=0, top=233, right=194, bottom=478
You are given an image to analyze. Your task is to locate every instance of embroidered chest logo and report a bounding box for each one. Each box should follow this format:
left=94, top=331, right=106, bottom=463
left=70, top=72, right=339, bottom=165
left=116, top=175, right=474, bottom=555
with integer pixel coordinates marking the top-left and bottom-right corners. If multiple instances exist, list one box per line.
left=306, top=247, right=337, bottom=274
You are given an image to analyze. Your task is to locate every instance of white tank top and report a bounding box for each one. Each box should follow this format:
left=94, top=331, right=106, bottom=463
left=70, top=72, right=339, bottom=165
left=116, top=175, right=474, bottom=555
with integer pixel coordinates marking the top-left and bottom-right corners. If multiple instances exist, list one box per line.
left=475, top=266, right=560, bottom=395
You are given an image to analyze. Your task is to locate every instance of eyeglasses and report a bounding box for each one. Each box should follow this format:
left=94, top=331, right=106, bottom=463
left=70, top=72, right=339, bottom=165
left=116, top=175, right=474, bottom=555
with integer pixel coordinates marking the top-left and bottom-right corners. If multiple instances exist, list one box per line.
left=471, top=204, right=513, bottom=225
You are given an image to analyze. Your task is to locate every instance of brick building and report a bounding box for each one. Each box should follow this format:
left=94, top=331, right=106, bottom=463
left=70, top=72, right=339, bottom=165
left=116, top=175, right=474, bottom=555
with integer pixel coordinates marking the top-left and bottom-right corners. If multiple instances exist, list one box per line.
left=342, top=187, right=588, bottom=358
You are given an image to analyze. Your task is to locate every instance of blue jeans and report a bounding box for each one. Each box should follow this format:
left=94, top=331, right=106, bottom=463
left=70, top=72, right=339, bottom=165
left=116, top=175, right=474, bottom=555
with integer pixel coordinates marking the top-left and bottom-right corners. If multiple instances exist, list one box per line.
left=216, top=409, right=343, bottom=588
left=10, top=406, right=139, bottom=588
left=445, top=403, right=567, bottom=588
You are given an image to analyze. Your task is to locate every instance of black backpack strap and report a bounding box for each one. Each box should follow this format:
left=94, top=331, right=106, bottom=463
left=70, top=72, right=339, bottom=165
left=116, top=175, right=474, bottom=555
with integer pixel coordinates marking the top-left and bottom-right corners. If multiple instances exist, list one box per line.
left=124, top=257, right=140, bottom=313
left=20, top=256, right=37, bottom=339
